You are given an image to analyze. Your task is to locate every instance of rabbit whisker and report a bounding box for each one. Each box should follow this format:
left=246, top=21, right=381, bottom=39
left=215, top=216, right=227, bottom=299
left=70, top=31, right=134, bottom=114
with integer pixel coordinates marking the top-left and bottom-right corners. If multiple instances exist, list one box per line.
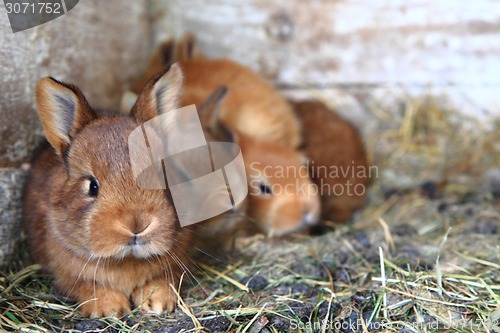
left=65, top=253, right=95, bottom=303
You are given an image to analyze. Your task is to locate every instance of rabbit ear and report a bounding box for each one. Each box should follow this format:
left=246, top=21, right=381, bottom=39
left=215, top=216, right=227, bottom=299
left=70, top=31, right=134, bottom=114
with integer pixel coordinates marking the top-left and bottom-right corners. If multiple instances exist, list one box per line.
left=130, top=63, right=184, bottom=122
left=198, top=85, right=235, bottom=143
left=36, top=77, right=96, bottom=156
left=131, top=35, right=200, bottom=94
left=175, top=33, right=198, bottom=62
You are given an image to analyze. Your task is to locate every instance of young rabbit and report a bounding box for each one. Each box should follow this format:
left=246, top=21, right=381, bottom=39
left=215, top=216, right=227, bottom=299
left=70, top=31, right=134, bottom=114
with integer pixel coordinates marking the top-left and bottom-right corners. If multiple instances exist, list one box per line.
left=23, top=64, right=193, bottom=317
left=128, top=36, right=321, bottom=237
left=290, top=100, right=370, bottom=222
left=241, top=134, right=321, bottom=236
left=196, top=87, right=320, bottom=237
left=132, top=35, right=302, bottom=149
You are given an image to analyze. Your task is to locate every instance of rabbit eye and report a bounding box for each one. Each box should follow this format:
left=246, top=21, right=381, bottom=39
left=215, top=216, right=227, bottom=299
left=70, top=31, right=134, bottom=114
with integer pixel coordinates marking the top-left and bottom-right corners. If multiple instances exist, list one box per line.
left=259, top=181, right=272, bottom=196
left=87, top=176, right=99, bottom=197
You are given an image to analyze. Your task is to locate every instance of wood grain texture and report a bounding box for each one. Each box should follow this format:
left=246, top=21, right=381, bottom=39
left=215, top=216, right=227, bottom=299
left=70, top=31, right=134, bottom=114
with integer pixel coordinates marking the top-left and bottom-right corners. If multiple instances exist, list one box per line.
left=0, top=168, right=27, bottom=263
left=0, top=0, right=151, bottom=167
left=151, top=0, right=500, bottom=121
left=0, top=0, right=151, bottom=263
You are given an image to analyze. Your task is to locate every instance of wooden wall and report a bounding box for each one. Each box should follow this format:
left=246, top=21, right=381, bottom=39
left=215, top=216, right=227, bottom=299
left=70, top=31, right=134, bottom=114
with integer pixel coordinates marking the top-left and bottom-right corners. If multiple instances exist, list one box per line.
left=0, top=0, right=152, bottom=263
left=152, top=0, right=500, bottom=129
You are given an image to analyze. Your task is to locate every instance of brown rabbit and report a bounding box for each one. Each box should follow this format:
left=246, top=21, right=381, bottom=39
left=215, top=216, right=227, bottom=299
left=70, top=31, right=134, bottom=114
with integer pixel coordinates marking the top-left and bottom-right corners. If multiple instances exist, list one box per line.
left=290, top=100, right=371, bottom=222
left=23, top=64, right=193, bottom=317
left=240, top=134, right=321, bottom=236
left=128, top=36, right=321, bottom=237
left=132, top=35, right=301, bottom=149
left=195, top=86, right=320, bottom=237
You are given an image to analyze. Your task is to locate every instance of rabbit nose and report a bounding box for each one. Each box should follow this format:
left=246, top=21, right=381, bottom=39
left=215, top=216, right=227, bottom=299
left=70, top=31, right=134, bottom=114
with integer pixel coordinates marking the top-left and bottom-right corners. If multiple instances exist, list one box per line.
left=302, top=211, right=316, bottom=226
left=131, top=216, right=151, bottom=235
left=132, top=222, right=148, bottom=234
left=128, top=234, right=145, bottom=246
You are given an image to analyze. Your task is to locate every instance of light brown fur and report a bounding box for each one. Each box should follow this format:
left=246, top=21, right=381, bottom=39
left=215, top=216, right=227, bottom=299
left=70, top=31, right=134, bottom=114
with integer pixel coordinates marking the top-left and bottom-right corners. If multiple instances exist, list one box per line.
left=178, top=58, right=301, bottom=148
left=132, top=36, right=301, bottom=149
left=239, top=135, right=320, bottom=236
left=193, top=87, right=320, bottom=237
left=290, top=100, right=370, bottom=222
left=131, top=37, right=320, bottom=237
left=23, top=65, right=193, bottom=317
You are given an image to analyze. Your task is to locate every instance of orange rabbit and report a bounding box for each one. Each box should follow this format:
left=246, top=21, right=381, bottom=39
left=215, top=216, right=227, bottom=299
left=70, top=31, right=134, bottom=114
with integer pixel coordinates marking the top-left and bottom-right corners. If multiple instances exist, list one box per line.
left=23, top=65, right=193, bottom=317
left=196, top=87, right=320, bottom=237
left=130, top=36, right=321, bottom=237
left=132, top=35, right=301, bottom=148
left=290, top=100, right=370, bottom=222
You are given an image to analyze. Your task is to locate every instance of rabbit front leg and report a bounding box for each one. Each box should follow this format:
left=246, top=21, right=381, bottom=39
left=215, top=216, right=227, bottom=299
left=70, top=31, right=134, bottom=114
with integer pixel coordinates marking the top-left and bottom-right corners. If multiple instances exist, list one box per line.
left=65, top=280, right=131, bottom=318
left=132, top=276, right=177, bottom=314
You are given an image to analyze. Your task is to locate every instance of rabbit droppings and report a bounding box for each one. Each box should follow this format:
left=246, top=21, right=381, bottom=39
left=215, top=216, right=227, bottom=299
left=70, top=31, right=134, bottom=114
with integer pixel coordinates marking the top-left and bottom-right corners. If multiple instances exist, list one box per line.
left=23, top=65, right=194, bottom=317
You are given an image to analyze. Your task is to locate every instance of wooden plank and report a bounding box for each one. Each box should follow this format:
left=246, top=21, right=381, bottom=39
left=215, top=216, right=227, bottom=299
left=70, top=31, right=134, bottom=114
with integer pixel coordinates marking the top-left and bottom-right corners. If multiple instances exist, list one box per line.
left=0, top=0, right=151, bottom=166
left=153, top=0, right=500, bottom=86
left=0, top=0, right=151, bottom=263
left=152, top=0, right=500, bottom=118
left=0, top=168, right=27, bottom=264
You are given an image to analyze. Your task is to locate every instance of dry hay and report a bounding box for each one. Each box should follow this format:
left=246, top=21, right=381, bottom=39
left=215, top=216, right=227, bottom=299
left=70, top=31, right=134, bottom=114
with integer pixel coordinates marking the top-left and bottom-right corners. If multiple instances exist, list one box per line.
left=1, top=94, right=499, bottom=332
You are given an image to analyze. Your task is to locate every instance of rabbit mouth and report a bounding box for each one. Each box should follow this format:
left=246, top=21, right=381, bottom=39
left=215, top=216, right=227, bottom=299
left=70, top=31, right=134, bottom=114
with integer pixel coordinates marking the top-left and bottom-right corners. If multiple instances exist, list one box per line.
left=113, top=243, right=160, bottom=260
left=267, top=216, right=316, bottom=237
left=129, top=245, right=152, bottom=259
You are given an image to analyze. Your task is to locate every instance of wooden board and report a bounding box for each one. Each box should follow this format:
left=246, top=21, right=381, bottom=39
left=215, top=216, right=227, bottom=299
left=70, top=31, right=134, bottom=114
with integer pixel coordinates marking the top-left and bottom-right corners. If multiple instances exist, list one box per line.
left=0, top=0, right=151, bottom=263
left=152, top=0, right=500, bottom=121
left=0, top=0, right=151, bottom=167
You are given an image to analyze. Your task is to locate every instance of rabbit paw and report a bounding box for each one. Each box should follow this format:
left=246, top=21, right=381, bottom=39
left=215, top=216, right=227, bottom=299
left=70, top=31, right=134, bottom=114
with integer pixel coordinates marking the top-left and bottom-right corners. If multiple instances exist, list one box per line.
left=132, top=278, right=176, bottom=314
left=80, top=288, right=131, bottom=318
